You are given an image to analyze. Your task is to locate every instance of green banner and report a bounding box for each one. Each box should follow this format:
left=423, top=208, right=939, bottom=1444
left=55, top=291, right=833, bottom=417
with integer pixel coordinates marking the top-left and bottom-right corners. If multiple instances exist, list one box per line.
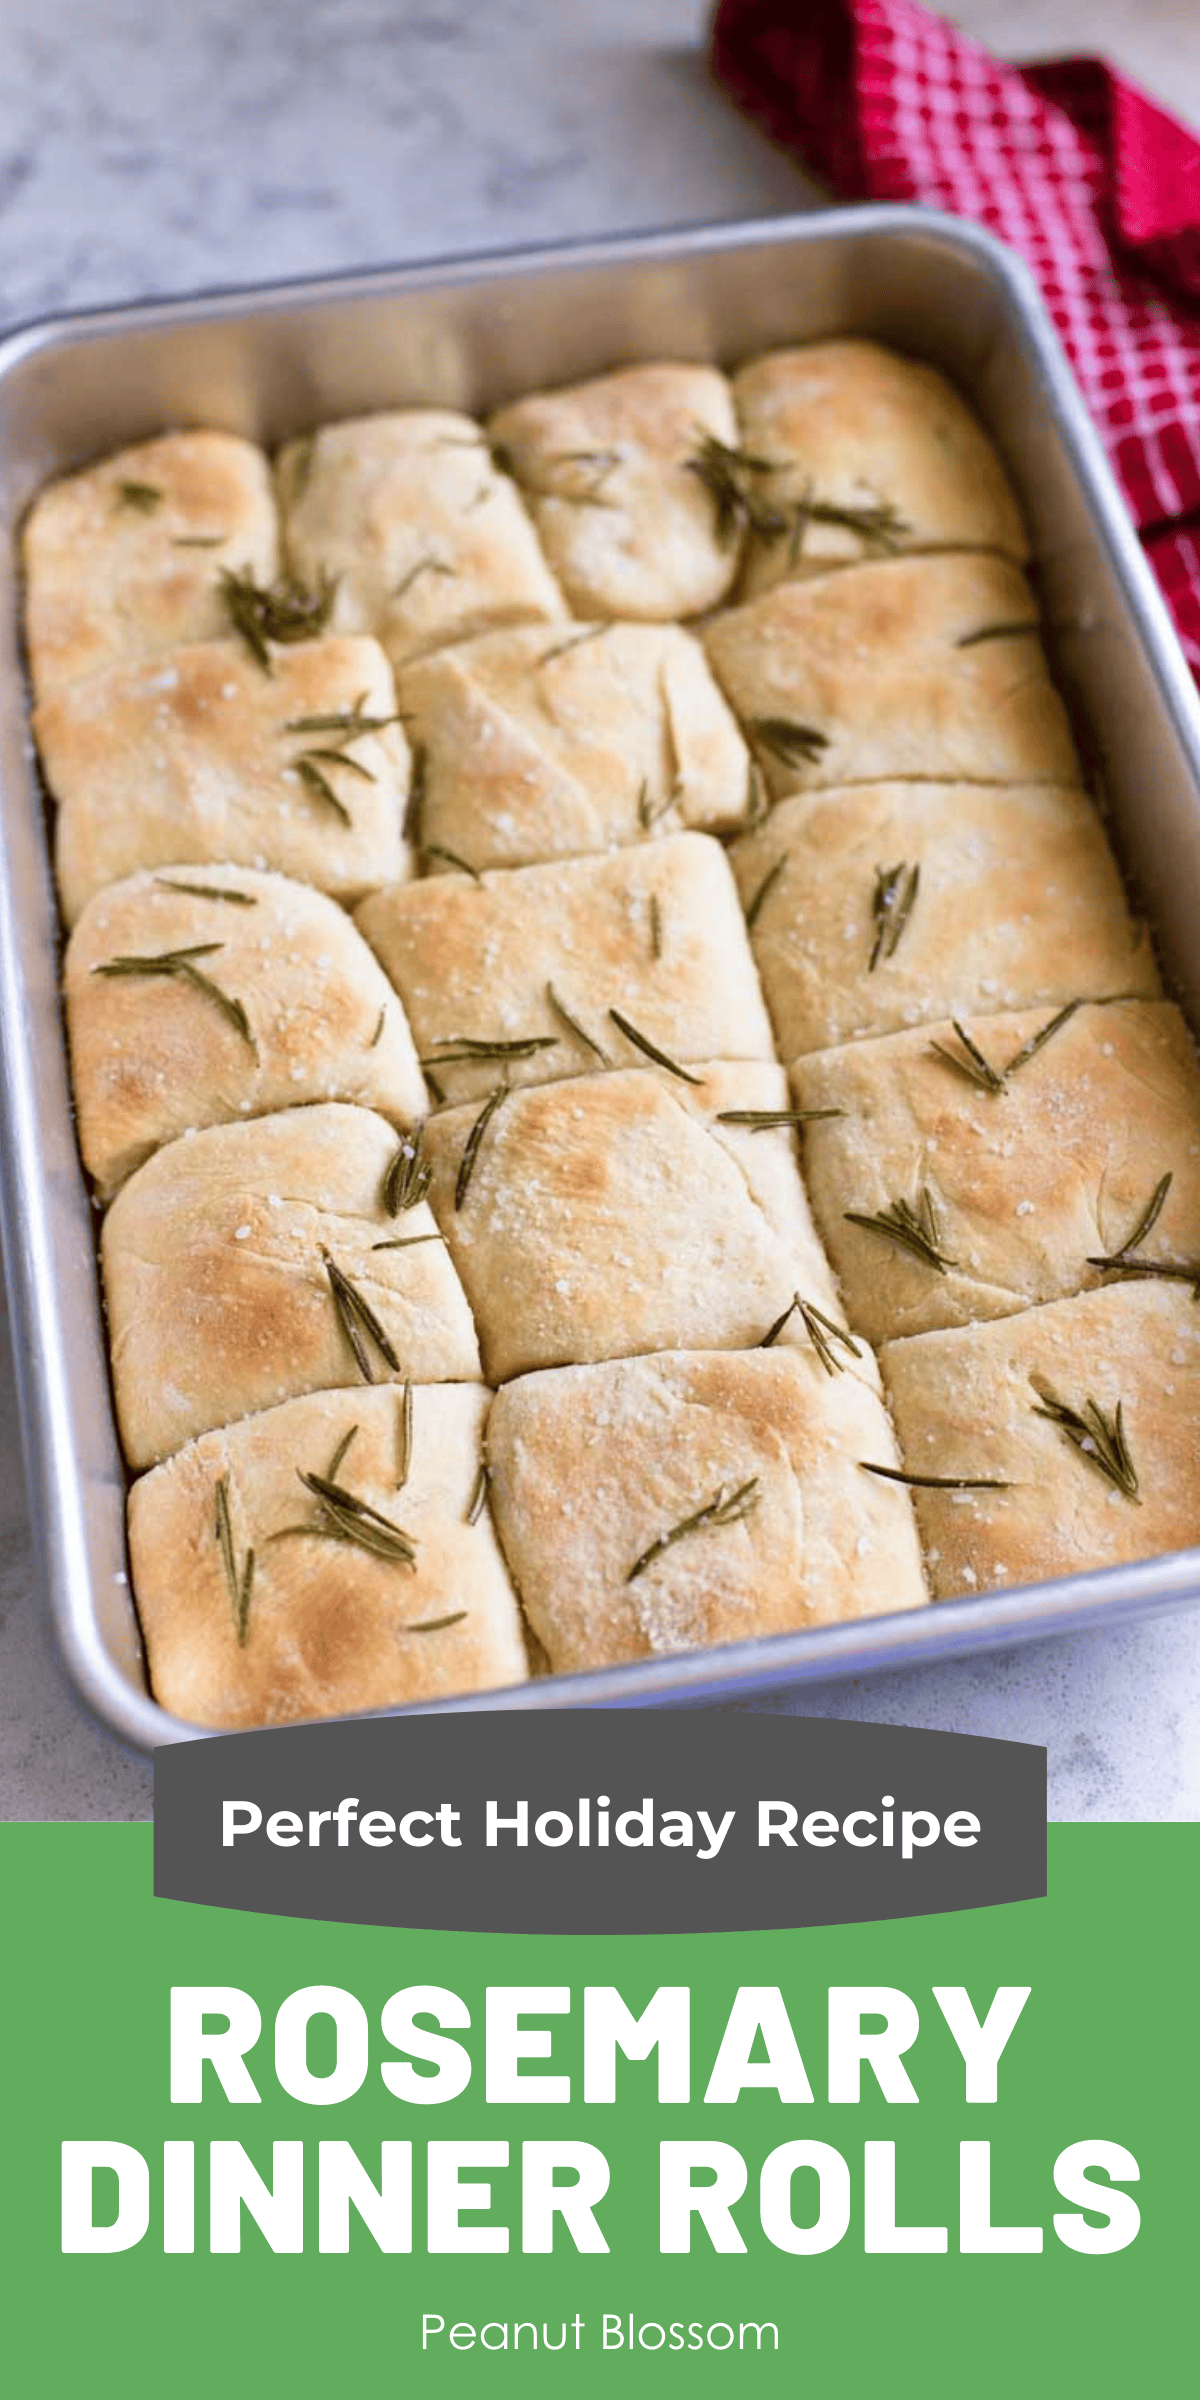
left=1, top=1824, right=1192, bottom=2395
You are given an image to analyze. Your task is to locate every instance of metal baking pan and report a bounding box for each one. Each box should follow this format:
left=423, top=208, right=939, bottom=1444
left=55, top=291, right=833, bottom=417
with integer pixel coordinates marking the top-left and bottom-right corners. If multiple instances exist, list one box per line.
left=3, top=205, right=1200, bottom=1752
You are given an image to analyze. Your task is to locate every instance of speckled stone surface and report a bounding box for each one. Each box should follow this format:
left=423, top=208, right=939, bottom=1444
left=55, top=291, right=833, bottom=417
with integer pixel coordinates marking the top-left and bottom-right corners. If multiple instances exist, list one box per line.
left=1, top=0, right=1198, bottom=1819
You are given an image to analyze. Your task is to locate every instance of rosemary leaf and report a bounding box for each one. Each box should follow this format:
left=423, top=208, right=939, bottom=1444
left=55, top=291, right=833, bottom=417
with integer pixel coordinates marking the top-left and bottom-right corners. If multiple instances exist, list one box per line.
left=301, top=744, right=376, bottom=784
left=744, top=852, right=787, bottom=930
left=928, top=1019, right=1007, bottom=1095
left=297, top=1468, right=418, bottom=1563
left=421, top=1035, right=559, bottom=1065
left=214, top=1474, right=255, bottom=1644
left=368, top=1005, right=386, bottom=1049
left=405, top=742, right=427, bottom=846
left=627, top=1477, right=760, bottom=1583
left=466, top=1462, right=489, bottom=1525
left=393, top=554, right=456, bottom=602
left=539, top=625, right=607, bottom=665
left=716, top=1106, right=844, bottom=1129
left=219, top=566, right=336, bottom=672
left=381, top=1131, right=431, bottom=1216
left=371, top=1233, right=445, bottom=1250
left=869, top=860, right=920, bottom=971
left=326, top=1425, right=359, bottom=1482
left=283, top=702, right=400, bottom=738
left=750, top=715, right=829, bottom=769
left=1092, top=1172, right=1173, bottom=1266
left=397, top=1383, right=413, bottom=1490
left=957, top=620, right=1040, bottom=649
left=172, top=533, right=226, bottom=548
left=294, top=755, right=352, bottom=827
left=859, top=1461, right=1012, bottom=1491
left=759, top=1294, right=801, bottom=1348
left=115, top=479, right=163, bottom=513
left=545, top=981, right=609, bottom=1063
left=153, top=877, right=256, bottom=906
left=1087, top=1257, right=1200, bottom=1296
left=844, top=1187, right=955, bottom=1273
left=422, top=844, right=482, bottom=882
left=650, top=894, right=664, bottom=960
left=407, top=1611, right=468, bottom=1633
left=1003, top=1000, right=1082, bottom=1078
left=608, top=1007, right=702, bottom=1085
left=1030, top=1381, right=1140, bottom=1501
left=636, top=777, right=673, bottom=833
left=799, top=1300, right=864, bottom=1377
left=790, top=490, right=908, bottom=552
left=93, top=946, right=255, bottom=1053
left=685, top=432, right=787, bottom=547
left=456, top=1083, right=509, bottom=1210
left=322, top=1248, right=401, bottom=1381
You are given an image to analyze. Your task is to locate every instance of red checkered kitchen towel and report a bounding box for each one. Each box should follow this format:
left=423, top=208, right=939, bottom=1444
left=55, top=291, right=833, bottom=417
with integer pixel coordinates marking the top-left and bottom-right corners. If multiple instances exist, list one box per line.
left=710, top=0, right=1200, bottom=682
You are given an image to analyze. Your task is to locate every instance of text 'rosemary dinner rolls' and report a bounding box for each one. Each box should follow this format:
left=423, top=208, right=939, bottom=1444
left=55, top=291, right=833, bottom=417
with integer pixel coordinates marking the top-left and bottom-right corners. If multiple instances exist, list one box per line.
left=421, top=1067, right=836, bottom=1383
left=22, top=432, right=279, bottom=699
left=703, top=552, right=1078, bottom=794
left=277, top=409, right=565, bottom=670
left=394, top=619, right=753, bottom=872
left=102, top=1104, right=481, bottom=1467
left=486, top=1349, right=929, bottom=1675
left=732, top=339, right=1028, bottom=597
left=355, top=834, right=774, bottom=1105
left=488, top=363, right=743, bottom=620
left=128, top=1383, right=528, bottom=1727
left=40, top=634, right=412, bottom=924
left=881, top=1283, right=1200, bottom=1599
left=791, top=1000, right=1200, bottom=1344
left=65, top=866, right=427, bottom=1196
left=731, top=781, right=1158, bottom=1059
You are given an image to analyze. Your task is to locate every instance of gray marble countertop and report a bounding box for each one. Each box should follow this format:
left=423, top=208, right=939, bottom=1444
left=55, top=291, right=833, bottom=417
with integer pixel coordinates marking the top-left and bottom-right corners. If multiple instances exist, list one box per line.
left=2, top=0, right=1199, bottom=1820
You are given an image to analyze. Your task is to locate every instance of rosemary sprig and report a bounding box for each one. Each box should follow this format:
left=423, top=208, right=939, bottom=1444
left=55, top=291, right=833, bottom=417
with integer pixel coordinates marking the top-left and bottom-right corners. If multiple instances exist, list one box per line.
left=397, top=1383, right=413, bottom=1490
left=115, top=479, right=163, bottom=513
left=608, top=1008, right=702, bottom=1085
left=957, top=620, right=1040, bottom=649
left=685, top=432, right=787, bottom=547
left=627, top=1477, right=761, bottom=1583
left=750, top=716, right=829, bottom=770
left=1089, top=1173, right=1173, bottom=1267
left=420, top=1035, right=559, bottom=1066
left=322, top=1248, right=401, bottom=1381
left=381, top=1131, right=431, bottom=1216
left=92, top=944, right=255, bottom=1053
left=153, top=877, right=256, bottom=906
left=545, top=981, right=609, bottom=1063
left=788, top=490, right=908, bottom=555
left=859, top=1461, right=1012, bottom=1491
left=1031, top=1381, right=1140, bottom=1501
left=799, top=1300, right=864, bottom=1377
left=214, top=1474, right=256, bottom=1646
left=1002, top=1000, right=1081, bottom=1078
left=650, top=894, right=664, bottom=960
left=294, top=1468, right=418, bottom=1563
left=928, top=1019, right=1007, bottom=1094
left=294, top=755, right=352, bottom=827
left=422, top=844, right=482, bottom=881
left=869, top=861, right=920, bottom=971
left=716, top=1107, right=844, bottom=1129
left=744, top=853, right=788, bottom=930
left=393, top=554, right=456, bottom=602
left=844, top=1187, right=955, bottom=1273
left=368, top=1005, right=386, bottom=1049
left=219, top=566, right=337, bottom=671
left=759, top=1294, right=801, bottom=1348
left=456, top=1083, right=509, bottom=1209
left=466, top=1462, right=489, bottom=1525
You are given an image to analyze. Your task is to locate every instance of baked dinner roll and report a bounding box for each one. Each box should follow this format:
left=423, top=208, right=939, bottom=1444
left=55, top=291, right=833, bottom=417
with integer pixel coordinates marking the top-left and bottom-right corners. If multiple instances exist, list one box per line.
left=276, top=410, right=564, bottom=670
left=39, top=635, right=412, bottom=925
left=486, top=1349, right=929, bottom=1674
left=421, top=1065, right=840, bottom=1383
left=102, top=1104, right=482, bottom=1467
left=65, top=866, right=427, bottom=1197
left=791, top=1001, right=1200, bottom=1343
left=23, top=432, right=278, bottom=698
left=488, top=363, right=743, bottom=620
left=394, top=619, right=753, bottom=871
left=881, top=1282, right=1200, bottom=1599
left=732, top=340, right=1028, bottom=597
left=730, top=781, right=1158, bottom=1059
left=355, top=834, right=774, bottom=1105
left=703, top=553, right=1077, bottom=793
left=128, top=1382, right=528, bottom=1726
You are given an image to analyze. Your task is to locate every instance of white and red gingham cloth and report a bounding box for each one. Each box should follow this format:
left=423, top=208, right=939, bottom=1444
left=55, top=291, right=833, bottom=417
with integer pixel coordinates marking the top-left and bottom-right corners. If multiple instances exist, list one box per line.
left=710, top=0, right=1200, bottom=681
